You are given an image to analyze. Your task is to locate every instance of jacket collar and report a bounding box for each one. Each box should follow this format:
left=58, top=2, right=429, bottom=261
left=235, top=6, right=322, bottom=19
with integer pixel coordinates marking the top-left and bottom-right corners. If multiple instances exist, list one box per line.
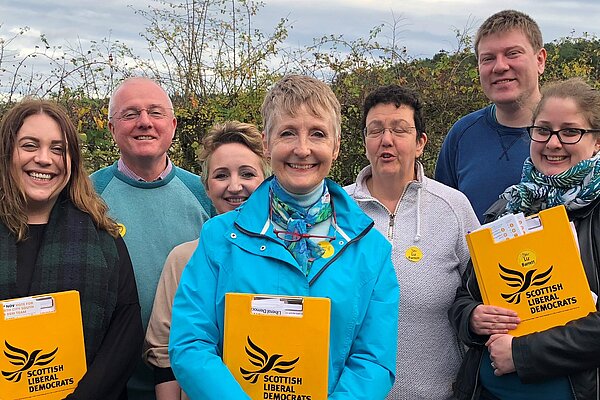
left=234, top=176, right=373, bottom=241
left=350, top=162, right=425, bottom=201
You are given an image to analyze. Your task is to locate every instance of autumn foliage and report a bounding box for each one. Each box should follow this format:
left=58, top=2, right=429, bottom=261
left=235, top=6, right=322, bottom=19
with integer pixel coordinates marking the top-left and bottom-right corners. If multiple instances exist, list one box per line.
left=1, top=1, right=599, bottom=184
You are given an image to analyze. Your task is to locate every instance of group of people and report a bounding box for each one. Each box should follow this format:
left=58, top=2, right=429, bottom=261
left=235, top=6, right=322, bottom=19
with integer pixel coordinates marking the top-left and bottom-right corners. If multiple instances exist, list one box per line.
left=0, top=8, right=599, bottom=400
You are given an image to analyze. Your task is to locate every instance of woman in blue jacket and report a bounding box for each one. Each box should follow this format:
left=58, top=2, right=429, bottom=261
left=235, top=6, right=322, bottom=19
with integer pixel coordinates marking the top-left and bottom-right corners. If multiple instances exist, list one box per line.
left=169, top=75, right=399, bottom=399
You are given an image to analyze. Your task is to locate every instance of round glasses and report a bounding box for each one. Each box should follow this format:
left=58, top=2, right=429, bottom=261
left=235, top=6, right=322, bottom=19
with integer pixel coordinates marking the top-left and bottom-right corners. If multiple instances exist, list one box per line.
left=527, top=126, right=600, bottom=145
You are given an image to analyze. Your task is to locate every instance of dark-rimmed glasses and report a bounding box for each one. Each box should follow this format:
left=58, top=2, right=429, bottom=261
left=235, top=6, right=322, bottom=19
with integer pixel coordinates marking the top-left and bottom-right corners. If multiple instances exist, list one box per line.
left=527, top=126, right=600, bottom=145
left=111, top=107, right=173, bottom=121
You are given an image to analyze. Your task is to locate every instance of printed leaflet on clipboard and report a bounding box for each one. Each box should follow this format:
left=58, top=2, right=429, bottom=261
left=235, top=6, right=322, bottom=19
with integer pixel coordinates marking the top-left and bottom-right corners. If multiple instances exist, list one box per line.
left=0, top=290, right=86, bottom=400
left=223, top=293, right=330, bottom=399
left=467, top=205, right=596, bottom=336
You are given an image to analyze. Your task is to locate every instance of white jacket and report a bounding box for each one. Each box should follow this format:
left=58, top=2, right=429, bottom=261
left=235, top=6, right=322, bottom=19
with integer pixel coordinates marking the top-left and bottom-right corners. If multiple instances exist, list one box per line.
left=345, top=162, right=480, bottom=400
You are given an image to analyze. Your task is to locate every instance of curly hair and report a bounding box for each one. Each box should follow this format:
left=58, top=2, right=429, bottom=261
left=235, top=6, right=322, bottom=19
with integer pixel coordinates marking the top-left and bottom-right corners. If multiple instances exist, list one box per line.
left=361, top=85, right=426, bottom=140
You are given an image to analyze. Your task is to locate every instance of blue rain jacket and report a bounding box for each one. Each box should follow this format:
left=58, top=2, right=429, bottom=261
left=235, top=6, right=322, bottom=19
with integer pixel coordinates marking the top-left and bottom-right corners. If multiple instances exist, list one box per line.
left=170, top=178, right=399, bottom=399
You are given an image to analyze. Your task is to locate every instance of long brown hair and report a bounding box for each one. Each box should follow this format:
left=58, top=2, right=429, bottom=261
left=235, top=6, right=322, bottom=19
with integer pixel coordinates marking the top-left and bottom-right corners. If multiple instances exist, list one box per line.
left=0, top=99, right=120, bottom=240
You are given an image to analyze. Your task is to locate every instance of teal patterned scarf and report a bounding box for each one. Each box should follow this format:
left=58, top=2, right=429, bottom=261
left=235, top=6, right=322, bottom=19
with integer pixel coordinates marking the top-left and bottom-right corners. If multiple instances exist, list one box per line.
left=270, top=179, right=332, bottom=275
left=502, top=154, right=600, bottom=215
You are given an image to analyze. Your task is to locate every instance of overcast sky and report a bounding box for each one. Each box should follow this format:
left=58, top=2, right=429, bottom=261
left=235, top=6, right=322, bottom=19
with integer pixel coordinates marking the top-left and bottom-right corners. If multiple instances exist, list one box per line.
left=2, top=0, right=598, bottom=56
left=1, top=0, right=598, bottom=95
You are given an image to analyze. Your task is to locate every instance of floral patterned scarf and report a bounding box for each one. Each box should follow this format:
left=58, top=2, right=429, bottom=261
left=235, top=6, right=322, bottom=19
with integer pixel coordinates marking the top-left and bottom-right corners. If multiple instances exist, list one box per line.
left=270, top=178, right=332, bottom=275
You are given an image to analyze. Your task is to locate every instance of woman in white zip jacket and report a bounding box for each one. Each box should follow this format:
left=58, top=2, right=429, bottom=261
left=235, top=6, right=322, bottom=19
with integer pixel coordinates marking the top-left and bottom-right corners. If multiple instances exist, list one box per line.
left=345, top=85, right=479, bottom=400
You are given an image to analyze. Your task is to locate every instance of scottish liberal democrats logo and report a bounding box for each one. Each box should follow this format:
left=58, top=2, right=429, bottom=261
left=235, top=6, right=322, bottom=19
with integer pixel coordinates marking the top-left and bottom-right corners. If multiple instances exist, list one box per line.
left=240, top=336, right=299, bottom=384
left=499, top=263, right=553, bottom=304
left=1, top=341, right=58, bottom=383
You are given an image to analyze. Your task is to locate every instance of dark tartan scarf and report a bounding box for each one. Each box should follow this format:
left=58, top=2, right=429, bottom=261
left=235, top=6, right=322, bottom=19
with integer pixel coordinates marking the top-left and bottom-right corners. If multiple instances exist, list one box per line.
left=0, top=194, right=120, bottom=364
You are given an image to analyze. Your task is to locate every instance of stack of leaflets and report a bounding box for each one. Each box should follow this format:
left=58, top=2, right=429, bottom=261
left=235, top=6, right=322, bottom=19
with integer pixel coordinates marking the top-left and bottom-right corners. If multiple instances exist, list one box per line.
left=466, top=205, right=596, bottom=336
left=478, top=211, right=557, bottom=243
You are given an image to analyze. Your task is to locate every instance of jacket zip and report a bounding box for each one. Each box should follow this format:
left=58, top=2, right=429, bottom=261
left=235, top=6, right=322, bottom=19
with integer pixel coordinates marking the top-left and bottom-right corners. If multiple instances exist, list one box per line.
left=470, top=352, right=483, bottom=400
left=387, top=213, right=396, bottom=240
left=234, top=221, right=375, bottom=288
left=309, top=221, right=374, bottom=286
left=568, top=376, right=578, bottom=400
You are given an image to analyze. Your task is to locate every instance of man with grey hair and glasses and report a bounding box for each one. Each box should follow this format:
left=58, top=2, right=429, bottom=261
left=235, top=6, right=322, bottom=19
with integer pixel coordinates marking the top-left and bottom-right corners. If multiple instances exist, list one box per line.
left=91, top=77, right=214, bottom=400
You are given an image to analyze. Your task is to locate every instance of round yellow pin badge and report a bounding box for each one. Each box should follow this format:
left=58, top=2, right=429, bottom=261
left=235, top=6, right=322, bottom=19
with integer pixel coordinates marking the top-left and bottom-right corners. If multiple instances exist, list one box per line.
left=517, top=250, right=536, bottom=268
left=405, top=246, right=423, bottom=262
left=318, top=241, right=335, bottom=258
left=118, top=223, right=127, bottom=237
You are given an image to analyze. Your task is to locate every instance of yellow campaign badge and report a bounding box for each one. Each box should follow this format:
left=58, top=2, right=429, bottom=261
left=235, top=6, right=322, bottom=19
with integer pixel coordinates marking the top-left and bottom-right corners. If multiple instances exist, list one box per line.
left=405, top=246, right=423, bottom=262
left=318, top=241, right=334, bottom=258
left=517, top=250, right=536, bottom=268
left=117, top=223, right=126, bottom=237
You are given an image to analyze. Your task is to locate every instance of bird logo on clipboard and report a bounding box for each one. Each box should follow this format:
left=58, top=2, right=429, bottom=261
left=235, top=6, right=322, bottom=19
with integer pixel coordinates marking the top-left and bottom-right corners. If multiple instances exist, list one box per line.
left=1, top=341, right=58, bottom=383
left=239, top=336, right=299, bottom=384
left=499, top=264, right=553, bottom=304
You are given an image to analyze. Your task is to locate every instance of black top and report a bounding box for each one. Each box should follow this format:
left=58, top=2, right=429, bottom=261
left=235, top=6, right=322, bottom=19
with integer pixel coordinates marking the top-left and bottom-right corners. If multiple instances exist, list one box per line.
left=17, top=224, right=142, bottom=400
left=16, top=224, right=46, bottom=296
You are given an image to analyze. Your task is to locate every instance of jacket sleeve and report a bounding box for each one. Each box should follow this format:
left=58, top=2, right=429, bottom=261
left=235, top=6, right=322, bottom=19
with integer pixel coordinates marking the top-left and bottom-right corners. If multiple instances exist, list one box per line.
left=455, top=196, right=481, bottom=276
left=448, top=260, right=488, bottom=347
left=67, top=236, right=144, bottom=399
left=169, top=231, right=250, bottom=399
left=330, top=244, right=399, bottom=399
left=513, top=309, right=600, bottom=382
left=435, top=124, right=460, bottom=189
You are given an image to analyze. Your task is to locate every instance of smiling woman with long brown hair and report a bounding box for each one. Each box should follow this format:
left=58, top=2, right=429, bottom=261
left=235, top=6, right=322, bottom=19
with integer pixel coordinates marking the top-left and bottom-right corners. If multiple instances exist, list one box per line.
left=0, top=99, right=143, bottom=399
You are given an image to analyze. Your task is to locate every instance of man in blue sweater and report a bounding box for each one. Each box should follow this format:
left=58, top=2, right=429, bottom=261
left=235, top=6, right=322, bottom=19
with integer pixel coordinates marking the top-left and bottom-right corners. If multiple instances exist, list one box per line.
left=435, top=10, right=547, bottom=222
left=91, top=77, right=213, bottom=400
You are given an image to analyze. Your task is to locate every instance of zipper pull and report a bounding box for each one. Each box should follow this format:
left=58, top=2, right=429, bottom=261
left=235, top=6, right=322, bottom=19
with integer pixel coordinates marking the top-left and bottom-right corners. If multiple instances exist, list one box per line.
left=388, top=214, right=395, bottom=240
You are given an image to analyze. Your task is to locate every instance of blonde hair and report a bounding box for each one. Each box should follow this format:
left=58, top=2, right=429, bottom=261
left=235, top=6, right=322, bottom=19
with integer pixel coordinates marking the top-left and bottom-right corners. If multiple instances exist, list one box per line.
left=199, top=121, right=270, bottom=186
left=261, top=75, right=341, bottom=143
left=475, top=10, right=543, bottom=56
left=0, top=99, right=120, bottom=241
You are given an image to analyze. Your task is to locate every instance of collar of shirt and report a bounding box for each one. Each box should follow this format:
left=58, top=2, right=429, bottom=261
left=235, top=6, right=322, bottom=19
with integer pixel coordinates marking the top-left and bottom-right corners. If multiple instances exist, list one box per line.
left=117, top=158, right=173, bottom=182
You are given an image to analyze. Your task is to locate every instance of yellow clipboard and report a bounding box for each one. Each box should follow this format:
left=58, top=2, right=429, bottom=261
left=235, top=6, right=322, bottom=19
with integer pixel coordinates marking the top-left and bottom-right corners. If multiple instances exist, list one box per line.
left=467, top=205, right=596, bottom=336
left=0, top=290, right=87, bottom=399
left=223, top=293, right=330, bottom=400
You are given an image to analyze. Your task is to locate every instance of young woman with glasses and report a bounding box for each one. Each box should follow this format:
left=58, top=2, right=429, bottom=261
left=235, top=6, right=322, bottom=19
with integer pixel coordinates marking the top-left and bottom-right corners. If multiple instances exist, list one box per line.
left=450, top=78, right=600, bottom=400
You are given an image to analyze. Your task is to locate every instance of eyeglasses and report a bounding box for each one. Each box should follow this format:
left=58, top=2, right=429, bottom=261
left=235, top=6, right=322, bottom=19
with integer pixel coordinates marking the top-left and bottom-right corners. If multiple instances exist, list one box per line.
left=527, top=126, right=600, bottom=144
left=269, top=192, right=338, bottom=243
left=111, top=107, right=173, bottom=121
left=272, top=229, right=336, bottom=242
left=363, top=126, right=416, bottom=139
